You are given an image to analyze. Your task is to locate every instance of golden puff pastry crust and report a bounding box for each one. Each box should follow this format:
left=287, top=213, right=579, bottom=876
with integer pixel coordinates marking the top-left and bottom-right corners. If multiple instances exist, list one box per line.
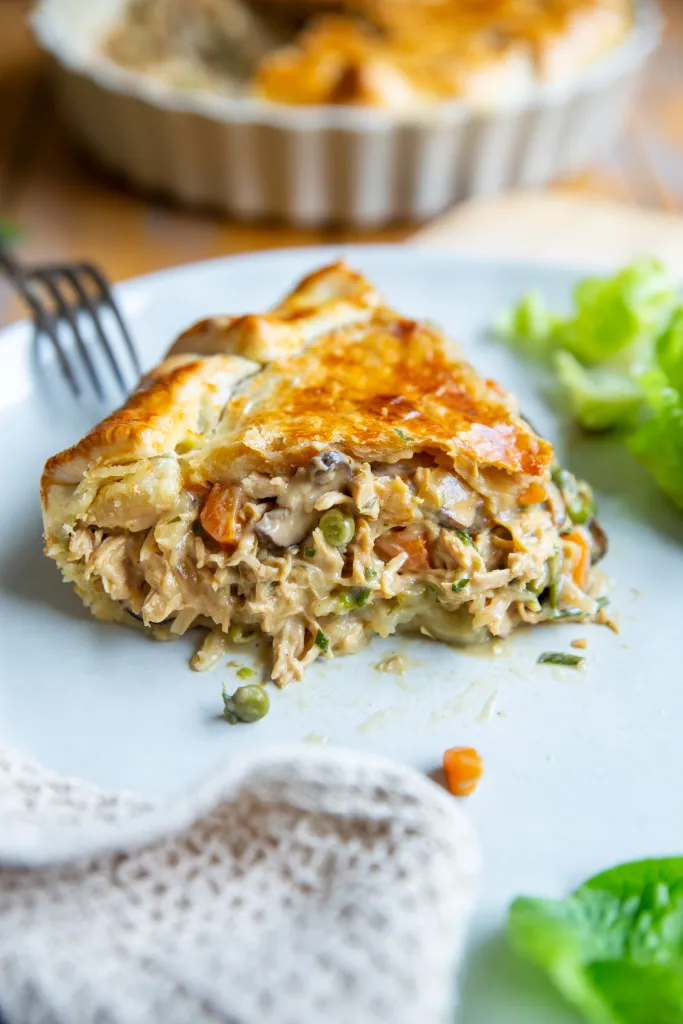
left=106, top=0, right=633, bottom=110
left=42, top=260, right=550, bottom=536
left=255, top=0, right=632, bottom=107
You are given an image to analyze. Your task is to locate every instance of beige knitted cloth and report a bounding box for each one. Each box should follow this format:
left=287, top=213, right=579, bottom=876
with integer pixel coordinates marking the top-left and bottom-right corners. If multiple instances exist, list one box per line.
left=0, top=744, right=480, bottom=1024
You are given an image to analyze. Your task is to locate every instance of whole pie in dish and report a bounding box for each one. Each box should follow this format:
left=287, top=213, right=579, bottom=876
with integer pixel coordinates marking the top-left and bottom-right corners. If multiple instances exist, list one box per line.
left=41, top=262, right=608, bottom=685
left=104, top=0, right=633, bottom=109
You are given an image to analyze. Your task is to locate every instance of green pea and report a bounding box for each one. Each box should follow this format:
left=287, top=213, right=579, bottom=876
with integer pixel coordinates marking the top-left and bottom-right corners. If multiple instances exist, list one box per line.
left=222, top=684, right=269, bottom=724
left=566, top=482, right=594, bottom=525
left=319, top=509, right=355, bottom=547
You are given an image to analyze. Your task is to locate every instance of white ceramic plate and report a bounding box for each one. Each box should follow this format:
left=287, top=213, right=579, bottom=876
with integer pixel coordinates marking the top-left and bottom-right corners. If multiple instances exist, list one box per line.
left=2, top=245, right=682, bottom=1022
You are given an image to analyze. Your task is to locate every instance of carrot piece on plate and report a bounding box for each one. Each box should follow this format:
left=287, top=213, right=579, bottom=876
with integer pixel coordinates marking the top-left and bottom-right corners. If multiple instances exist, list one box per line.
left=443, top=746, right=484, bottom=796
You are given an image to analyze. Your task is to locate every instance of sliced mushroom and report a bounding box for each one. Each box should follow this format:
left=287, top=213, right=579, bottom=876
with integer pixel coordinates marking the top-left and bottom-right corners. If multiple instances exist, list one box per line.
left=589, top=517, right=608, bottom=563
left=434, top=508, right=468, bottom=530
left=372, top=454, right=433, bottom=478
left=307, top=451, right=352, bottom=489
left=254, top=507, right=318, bottom=548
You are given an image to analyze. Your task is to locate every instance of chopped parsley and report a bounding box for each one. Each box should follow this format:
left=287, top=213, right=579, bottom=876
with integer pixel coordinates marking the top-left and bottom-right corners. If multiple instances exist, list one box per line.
left=315, top=629, right=329, bottom=653
left=167, top=516, right=181, bottom=524
left=236, top=665, right=255, bottom=680
left=537, top=651, right=585, bottom=668
left=394, top=427, right=415, bottom=443
left=336, top=590, right=356, bottom=612
left=455, top=529, right=476, bottom=548
left=364, top=567, right=379, bottom=580
left=337, top=586, right=372, bottom=612
left=304, top=548, right=316, bottom=558
left=452, top=578, right=469, bottom=592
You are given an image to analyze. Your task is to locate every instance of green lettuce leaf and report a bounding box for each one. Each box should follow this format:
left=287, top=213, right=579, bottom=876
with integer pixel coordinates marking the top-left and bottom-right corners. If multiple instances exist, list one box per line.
left=653, top=307, right=683, bottom=395
left=554, top=350, right=642, bottom=432
left=493, top=259, right=683, bottom=510
left=495, top=259, right=678, bottom=372
left=627, top=314, right=683, bottom=512
left=493, top=289, right=559, bottom=359
left=560, top=260, right=678, bottom=369
left=509, top=858, right=683, bottom=1024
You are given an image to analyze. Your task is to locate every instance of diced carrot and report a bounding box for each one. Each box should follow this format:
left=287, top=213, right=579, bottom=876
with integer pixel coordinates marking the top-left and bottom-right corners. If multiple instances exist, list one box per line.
left=443, top=747, right=484, bottom=797
left=519, top=481, right=547, bottom=506
left=374, top=528, right=431, bottom=572
left=200, top=483, right=245, bottom=548
left=564, top=529, right=591, bottom=589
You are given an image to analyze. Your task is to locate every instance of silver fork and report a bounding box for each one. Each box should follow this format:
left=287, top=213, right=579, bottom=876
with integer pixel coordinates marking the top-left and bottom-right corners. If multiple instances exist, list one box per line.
left=0, top=246, right=141, bottom=400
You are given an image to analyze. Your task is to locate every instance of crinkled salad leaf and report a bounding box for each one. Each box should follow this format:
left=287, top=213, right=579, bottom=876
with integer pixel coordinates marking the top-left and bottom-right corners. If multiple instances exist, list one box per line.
left=629, top=310, right=683, bottom=511
left=494, top=259, right=683, bottom=509
left=554, top=351, right=643, bottom=432
left=560, top=259, right=678, bottom=369
left=497, top=259, right=678, bottom=370
left=494, top=289, right=559, bottom=359
left=509, top=857, right=683, bottom=1024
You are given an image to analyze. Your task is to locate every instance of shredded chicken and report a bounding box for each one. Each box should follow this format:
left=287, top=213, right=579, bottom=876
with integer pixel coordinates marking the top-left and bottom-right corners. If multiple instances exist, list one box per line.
left=59, top=453, right=607, bottom=685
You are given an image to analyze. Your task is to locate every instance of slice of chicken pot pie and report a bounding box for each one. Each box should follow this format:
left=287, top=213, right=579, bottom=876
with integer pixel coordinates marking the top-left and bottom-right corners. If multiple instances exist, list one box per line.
left=41, top=262, right=608, bottom=685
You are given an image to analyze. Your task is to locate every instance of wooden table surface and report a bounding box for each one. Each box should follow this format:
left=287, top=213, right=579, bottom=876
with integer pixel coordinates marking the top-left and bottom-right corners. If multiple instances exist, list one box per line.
left=1, top=0, right=682, bottom=314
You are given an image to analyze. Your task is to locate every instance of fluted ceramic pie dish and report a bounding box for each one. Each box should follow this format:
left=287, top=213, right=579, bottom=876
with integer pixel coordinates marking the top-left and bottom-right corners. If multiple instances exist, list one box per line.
left=32, top=0, right=660, bottom=225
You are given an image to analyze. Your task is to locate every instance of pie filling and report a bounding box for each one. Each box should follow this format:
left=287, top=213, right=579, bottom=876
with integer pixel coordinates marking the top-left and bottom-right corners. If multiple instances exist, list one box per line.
left=53, top=450, right=607, bottom=685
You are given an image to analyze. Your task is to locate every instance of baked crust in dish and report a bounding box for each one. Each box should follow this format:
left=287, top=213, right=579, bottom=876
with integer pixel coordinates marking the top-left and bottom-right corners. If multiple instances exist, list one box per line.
left=41, top=262, right=608, bottom=684
left=105, top=0, right=633, bottom=109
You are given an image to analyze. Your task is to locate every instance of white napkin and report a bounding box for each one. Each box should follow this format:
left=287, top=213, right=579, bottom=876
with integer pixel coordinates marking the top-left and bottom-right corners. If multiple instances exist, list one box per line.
left=0, top=744, right=479, bottom=1024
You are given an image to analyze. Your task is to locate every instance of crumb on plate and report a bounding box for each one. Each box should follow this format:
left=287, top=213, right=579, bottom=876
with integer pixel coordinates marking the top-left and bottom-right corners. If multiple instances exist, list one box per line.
left=375, top=653, right=406, bottom=675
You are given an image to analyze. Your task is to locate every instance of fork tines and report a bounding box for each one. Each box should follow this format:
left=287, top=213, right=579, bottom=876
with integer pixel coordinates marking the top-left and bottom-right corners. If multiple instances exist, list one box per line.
left=1, top=250, right=141, bottom=400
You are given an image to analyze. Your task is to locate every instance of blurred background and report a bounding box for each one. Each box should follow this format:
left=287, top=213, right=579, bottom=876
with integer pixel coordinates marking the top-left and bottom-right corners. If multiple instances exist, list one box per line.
left=0, top=0, right=681, bottom=323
